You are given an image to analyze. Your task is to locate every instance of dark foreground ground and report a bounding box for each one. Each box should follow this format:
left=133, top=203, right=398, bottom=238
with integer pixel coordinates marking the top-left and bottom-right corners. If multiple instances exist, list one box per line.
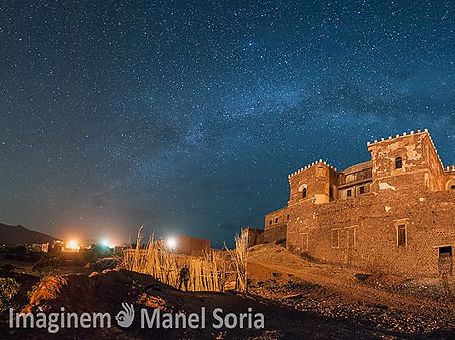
left=0, top=244, right=454, bottom=339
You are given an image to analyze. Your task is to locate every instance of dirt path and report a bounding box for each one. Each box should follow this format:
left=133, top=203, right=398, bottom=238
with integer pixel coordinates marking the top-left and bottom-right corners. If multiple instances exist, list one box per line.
left=248, top=245, right=453, bottom=314
left=258, top=261, right=450, bottom=312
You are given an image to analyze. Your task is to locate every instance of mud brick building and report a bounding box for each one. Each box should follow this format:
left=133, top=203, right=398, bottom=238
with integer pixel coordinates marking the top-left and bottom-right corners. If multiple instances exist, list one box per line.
left=241, top=227, right=264, bottom=247
left=264, top=129, right=455, bottom=277
left=174, top=235, right=211, bottom=256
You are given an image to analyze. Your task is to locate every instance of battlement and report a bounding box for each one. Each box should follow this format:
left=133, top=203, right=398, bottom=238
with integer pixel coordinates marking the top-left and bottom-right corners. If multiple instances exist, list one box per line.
left=283, top=129, right=450, bottom=206
left=288, top=159, right=337, bottom=179
left=367, top=128, right=445, bottom=171
left=427, top=132, right=445, bottom=172
left=366, top=129, right=428, bottom=147
left=289, top=129, right=448, bottom=181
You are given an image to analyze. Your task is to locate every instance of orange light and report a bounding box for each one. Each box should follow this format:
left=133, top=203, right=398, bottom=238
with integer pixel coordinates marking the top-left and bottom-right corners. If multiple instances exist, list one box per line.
left=66, top=240, right=80, bottom=251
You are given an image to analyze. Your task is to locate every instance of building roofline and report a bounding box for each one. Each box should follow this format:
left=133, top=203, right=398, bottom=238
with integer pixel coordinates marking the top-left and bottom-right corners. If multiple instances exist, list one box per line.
left=288, top=159, right=337, bottom=179
left=366, top=129, right=445, bottom=172
left=342, top=160, right=372, bottom=174
left=366, top=129, right=428, bottom=147
left=265, top=206, right=288, bottom=215
left=287, top=129, right=450, bottom=180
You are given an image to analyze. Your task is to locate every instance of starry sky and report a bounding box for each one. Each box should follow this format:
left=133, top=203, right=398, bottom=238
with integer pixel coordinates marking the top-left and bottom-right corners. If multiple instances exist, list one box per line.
left=0, top=0, right=454, bottom=246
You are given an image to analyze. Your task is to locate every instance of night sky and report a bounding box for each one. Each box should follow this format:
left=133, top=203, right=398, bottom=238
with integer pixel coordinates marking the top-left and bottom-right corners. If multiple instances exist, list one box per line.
left=1, top=1, right=454, bottom=246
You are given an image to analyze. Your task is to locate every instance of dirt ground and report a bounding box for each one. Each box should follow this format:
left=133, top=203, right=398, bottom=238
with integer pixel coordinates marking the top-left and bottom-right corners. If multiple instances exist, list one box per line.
left=0, top=244, right=454, bottom=339
left=247, top=244, right=455, bottom=338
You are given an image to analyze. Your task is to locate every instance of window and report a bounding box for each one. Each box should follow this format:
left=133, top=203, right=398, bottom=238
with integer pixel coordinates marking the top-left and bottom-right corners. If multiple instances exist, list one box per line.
left=359, top=186, right=365, bottom=194
left=347, top=189, right=352, bottom=197
left=395, top=157, right=403, bottom=169
left=451, top=185, right=455, bottom=190
left=346, top=174, right=355, bottom=183
left=439, top=246, right=453, bottom=275
left=331, top=229, right=340, bottom=248
left=275, top=217, right=279, bottom=223
left=397, top=224, right=406, bottom=247
left=299, top=184, right=308, bottom=199
left=302, top=233, right=308, bottom=251
left=346, top=228, right=356, bottom=248
left=269, top=220, right=272, bottom=226
left=287, top=214, right=290, bottom=220
left=439, top=246, right=452, bottom=256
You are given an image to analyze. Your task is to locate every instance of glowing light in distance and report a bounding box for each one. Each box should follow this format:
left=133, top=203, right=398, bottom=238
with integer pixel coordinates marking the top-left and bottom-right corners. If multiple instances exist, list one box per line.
left=66, top=240, right=80, bottom=250
left=165, top=237, right=177, bottom=250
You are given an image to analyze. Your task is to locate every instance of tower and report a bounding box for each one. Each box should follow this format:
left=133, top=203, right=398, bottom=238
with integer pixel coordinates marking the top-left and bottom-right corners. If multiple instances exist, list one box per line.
left=367, top=129, right=445, bottom=193
left=288, top=160, right=338, bottom=206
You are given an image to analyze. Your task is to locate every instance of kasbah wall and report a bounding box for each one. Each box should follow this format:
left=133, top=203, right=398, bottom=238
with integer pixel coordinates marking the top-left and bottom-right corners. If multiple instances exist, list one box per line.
left=263, top=129, right=455, bottom=277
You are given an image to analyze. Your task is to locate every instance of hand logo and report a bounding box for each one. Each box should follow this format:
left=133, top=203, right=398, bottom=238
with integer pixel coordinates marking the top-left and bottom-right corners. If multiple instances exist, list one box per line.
left=115, top=302, right=135, bottom=328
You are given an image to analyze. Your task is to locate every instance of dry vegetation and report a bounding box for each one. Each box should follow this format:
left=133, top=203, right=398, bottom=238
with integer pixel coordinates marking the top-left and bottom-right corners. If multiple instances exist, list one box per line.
left=226, top=234, right=249, bottom=293
left=121, top=228, right=248, bottom=293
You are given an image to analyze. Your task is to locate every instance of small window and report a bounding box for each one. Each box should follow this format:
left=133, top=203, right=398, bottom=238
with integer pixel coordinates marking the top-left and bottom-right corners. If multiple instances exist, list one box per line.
left=395, top=157, right=403, bottom=169
left=346, top=174, right=355, bottom=183
left=359, top=186, right=365, bottom=194
left=275, top=217, right=279, bottom=223
left=287, top=214, right=290, bottom=220
left=451, top=185, right=455, bottom=190
left=302, top=233, right=308, bottom=251
left=346, top=228, right=356, bottom=248
left=269, top=220, right=272, bottom=225
left=302, top=187, right=307, bottom=198
left=331, top=229, right=340, bottom=248
left=347, top=189, right=352, bottom=197
left=439, top=246, right=452, bottom=256
left=397, top=224, right=406, bottom=247
left=439, top=246, right=453, bottom=275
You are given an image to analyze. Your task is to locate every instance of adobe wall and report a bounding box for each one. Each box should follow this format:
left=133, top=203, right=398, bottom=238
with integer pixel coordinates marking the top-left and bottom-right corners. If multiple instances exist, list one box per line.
left=263, top=224, right=287, bottom=244
left=264, top=207, right=288, bottom=244
left=368, top=132, right=445, bottom=193
left=264, top=207, right=288, bottom=229
left=288, top=162, right=338, bottom=205
left=287, top=190, right=455, bottom=277
left=176, top=235, right=211, bottom=256
left=241, top=227, right=264, bottom=247
left=445, top=168, right=455, bottom=189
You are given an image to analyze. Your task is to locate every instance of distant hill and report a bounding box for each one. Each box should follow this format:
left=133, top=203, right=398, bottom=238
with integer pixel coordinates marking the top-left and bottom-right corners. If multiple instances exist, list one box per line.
left=0, top=223, right=56, bottom=246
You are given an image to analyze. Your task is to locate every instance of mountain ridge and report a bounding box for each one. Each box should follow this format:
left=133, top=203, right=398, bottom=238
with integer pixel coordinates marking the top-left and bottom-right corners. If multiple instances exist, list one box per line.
left=0, top=223, right=56, bottom=245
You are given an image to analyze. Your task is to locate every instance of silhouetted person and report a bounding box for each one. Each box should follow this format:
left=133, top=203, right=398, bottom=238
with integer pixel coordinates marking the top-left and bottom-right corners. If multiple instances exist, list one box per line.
left=178, top=265, right=190, bottom=291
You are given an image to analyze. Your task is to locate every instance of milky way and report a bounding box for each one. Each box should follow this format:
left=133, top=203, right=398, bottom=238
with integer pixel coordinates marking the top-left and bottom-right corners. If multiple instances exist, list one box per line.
left=0, top=0, right=454, bottom=245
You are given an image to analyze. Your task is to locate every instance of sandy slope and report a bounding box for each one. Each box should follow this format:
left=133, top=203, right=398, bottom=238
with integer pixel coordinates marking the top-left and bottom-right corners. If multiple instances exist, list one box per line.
left=247, top=243, right=455, bottom=337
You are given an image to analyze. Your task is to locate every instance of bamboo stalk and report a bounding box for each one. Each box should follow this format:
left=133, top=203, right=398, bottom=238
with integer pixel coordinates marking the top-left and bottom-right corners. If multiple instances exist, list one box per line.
left=121, top=228, right=247, bottom=293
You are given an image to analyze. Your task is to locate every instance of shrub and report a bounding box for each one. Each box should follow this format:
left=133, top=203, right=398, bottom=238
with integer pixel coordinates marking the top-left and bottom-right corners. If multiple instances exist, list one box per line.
left=32, top=254, right=61, bottom=273
left=0, top=278, right=20, bottom=310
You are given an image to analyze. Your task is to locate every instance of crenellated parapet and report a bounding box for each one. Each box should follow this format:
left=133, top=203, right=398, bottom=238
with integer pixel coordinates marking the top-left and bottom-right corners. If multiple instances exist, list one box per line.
left=288, top=159, right=337, bottom=179
left=367, top=129, right=445, bottom=172
left=366, top=129, right=428, bottom=147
